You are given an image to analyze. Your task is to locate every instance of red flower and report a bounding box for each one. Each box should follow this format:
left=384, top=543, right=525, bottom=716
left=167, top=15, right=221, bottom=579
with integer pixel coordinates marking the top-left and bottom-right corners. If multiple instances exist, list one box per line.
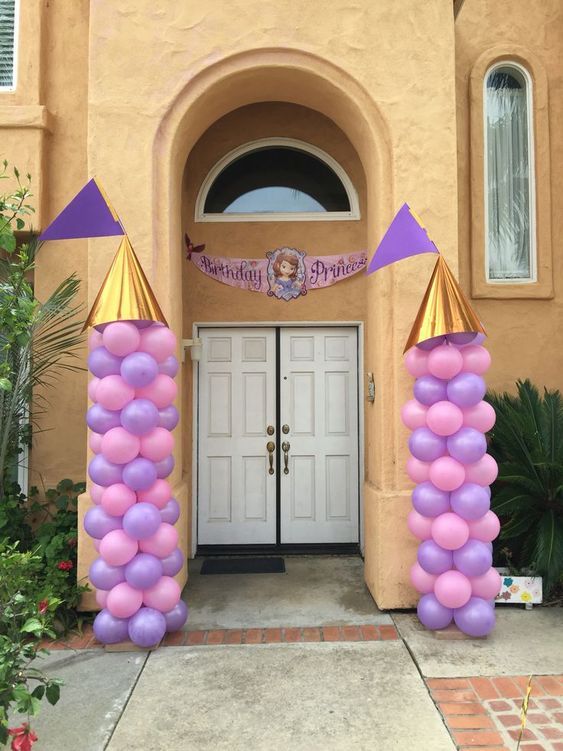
left=38, top=599, right=49, bottom=614
left=56, top=560, right=73, bottom=571
left=8, top=724, right=38, bottom=751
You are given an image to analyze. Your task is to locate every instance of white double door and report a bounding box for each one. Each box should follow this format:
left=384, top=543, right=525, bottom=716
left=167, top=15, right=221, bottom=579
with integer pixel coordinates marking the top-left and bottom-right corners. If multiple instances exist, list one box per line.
left=198, top=327, right=359, bottom=546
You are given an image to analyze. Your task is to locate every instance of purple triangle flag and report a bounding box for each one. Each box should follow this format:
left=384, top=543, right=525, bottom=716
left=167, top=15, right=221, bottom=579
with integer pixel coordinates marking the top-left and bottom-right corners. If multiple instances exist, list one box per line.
left=366, top=203, right=438, bottom=274
left=39, top=178, right=124, bottom=241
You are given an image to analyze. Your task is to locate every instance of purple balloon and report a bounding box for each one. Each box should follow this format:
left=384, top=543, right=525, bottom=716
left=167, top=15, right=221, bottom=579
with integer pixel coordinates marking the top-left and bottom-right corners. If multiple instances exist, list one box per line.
left=160, top=498, right=180, bottom=525
left=447, top=373, right=486, bottom=408
left=93, top=609, right=130, bottom=644
left=161, top=547, right=184, bottom=577
left=87, top=404, right=122, bottom=434
left=450, top=482, right=490, bottom=521
left=159, top=356, right=179, bottom=378
left=416, top=336, right=446, bottom=351
left=417, top=593, right=453, bottom=630
left=446, top=332, right=477, bottom=346
left=128, top=606, right=167, bottom=647
left=88, top=454, right=123, bottom=487
left=453, top=539, right=492, bottom=577
left=417, top=540, right=454, bottom=575
left=120, top=352, right=159, bottom=388
left=84, top=506, right=122, bottom=539
left=122, top=457, right=158, bottom=491
left=447, top=428, right=487, bottom=464
left=155, top=454, right=174, bottom=479
left=89, top=557, right=125, bottom=590
left=88, top=347, right=122, bottom=379
left=158, top=405, right=179, bottom=431
left=413, top=375, right=448, bottom=406
left=454, top=596, right=496, bottom=637
left=164, top=600, right=188, bottom=632
left=412, top=482, right=450, bottom=518
left=124, top=553, right=163, bottom=589
left=123, top=502, right=162, bottom=540
left=409, top=428, right=447, bottom=463
left=121, top=398, right=160, bottom=436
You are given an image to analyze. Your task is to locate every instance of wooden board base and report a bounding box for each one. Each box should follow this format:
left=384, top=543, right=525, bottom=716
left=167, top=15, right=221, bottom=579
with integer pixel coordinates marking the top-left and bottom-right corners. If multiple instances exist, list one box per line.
left=433, top=624, right=486, bottom=640
left=105, top=639, right=162, bottom=652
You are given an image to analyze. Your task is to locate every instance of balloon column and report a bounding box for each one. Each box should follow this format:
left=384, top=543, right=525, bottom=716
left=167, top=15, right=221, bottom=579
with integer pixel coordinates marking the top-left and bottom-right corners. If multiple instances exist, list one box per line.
left=367, top=206, right=501, bottom=637
left=86, top=319, right=187, bottom=647
left=38, top=181, right=188, bottom=647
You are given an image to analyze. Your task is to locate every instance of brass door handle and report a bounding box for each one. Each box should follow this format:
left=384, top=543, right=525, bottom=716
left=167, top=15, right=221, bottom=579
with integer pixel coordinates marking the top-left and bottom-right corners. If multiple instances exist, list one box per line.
left=266, top=441, right=275, bottom=475
left=281, top=441, right=290, bottom=474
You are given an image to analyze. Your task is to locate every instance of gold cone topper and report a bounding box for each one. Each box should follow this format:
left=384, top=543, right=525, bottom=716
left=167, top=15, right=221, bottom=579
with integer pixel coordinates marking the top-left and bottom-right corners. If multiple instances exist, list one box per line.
left=404, top=255, right=486, bottom=352
left=83, top=235, right=168, bottom=330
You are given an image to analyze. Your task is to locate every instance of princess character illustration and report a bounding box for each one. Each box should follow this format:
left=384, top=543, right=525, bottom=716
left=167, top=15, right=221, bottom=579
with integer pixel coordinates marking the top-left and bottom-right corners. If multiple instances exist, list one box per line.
left=267, top=248, right=306, bottom=301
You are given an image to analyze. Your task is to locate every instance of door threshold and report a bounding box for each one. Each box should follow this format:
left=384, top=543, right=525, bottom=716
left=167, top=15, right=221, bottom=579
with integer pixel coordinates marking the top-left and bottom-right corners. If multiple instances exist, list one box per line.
left=197, top=543, right=361, bottom=557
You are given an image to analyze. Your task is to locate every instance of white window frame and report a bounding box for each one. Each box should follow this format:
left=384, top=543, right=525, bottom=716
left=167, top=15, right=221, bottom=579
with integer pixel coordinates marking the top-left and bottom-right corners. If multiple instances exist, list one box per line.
left=483, top=61, right=536, bottom=284
left=0, top=0, right=19, bottom=92
left=195, top=137, right=361, bottom=222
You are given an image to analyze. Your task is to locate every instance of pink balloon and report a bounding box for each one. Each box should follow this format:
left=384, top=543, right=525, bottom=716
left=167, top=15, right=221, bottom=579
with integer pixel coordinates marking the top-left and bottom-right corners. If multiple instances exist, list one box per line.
left=427, top=344, right=463, bottom=380
left=90, top=483, right=105, bottom=504
left=470, top=567, right=502, bottom=599
left=140, top=428, right=175, bottom=463
left=137, top=479, right=172, bottom=509
left=88, top=377, right=100, bottom=402
left=139, top=523, right=179, bottom=557
left=101, top=483, right=137, bottom=516
left=101, top=427, right=141, bottom=465
left=143, top=576, right=181, bottom=612
left=99, top=529, right=139, bottom=566
left=467, top=510, right=500, bottom=542
left=95, top=589, right=109, bottom=608
left=88, top=329, right=103, bottom=351
left=429, top=456, right=465, bottom=491
left=426, top=401, right=464, bottom=437
left=464, top=454, right=498, bottom=486
left=103, top=321, right=141, bottom=357
left=407, top=510, right=433, bottom=540
left=401, top=400, right=428, bottom=430
left=406, top=457, right=431, bottom=483
left=96, top=375, right=135, bottom=411
left=431, top=512, right=470, bottom=550
left=461, top=345, right=491, bottom=375
left=410, top=562, right=437, bottom=594
left=136, top=374, right=177, bottom=409
left=404, top=348, right=429, bottom=378
left=106, top=582, right=143, bottom=618
left=434, top=570, right=472, bottom=609
left=89, top=432, right=103, bottom=454
left=463, top=401, right=496, bottom=432
left=139, top=326, right=177, bottom=364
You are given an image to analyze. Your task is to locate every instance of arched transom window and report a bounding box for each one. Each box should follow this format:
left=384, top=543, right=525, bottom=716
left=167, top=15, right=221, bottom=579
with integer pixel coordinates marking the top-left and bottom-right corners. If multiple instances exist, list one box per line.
left=196, top=138, right=360, bottom=222
left=484, top=63, right=536, bottom=282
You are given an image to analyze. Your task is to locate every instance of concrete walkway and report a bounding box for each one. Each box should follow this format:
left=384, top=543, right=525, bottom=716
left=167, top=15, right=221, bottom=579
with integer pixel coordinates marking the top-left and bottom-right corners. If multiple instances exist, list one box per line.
left=10, top=557, right=563, bottom=750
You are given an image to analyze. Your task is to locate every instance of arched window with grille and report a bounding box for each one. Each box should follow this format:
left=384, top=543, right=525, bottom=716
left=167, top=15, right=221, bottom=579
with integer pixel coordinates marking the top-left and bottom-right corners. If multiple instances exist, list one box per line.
left=484, top=63, right=535, bottom=282
left=0, top=0, right=18, bottom=91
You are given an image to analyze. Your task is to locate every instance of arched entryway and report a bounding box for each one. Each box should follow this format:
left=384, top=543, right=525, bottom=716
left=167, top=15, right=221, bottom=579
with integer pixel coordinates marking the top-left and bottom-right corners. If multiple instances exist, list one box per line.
left=152, top=48, right=397, bottom=606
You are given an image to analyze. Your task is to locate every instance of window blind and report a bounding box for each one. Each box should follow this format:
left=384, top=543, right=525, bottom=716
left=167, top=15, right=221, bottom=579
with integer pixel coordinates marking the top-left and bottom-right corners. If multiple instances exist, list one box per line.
left=0, top=0, right=16, bottom=89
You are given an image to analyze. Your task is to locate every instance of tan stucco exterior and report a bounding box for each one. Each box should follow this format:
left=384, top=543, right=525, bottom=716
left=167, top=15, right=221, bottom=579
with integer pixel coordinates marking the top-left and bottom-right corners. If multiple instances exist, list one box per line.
left=2, top=0, right=561, bottom=610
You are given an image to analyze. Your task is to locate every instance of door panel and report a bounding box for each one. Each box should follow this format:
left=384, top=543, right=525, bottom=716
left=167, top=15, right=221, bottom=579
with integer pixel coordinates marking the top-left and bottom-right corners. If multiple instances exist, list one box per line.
left=198, top=328, right=277, bottom=544
left=279, top=327, right=359, bottom=544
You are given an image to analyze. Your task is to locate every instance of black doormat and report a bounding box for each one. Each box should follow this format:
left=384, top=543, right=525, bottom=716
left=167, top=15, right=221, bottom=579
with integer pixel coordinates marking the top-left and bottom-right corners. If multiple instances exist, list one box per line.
left=200, top=557, right=286, bottom=575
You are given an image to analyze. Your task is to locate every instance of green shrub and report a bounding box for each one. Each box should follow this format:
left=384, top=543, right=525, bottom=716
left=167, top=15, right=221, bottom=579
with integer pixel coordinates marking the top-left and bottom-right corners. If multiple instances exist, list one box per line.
left=487, top=379, right=563, bottom=594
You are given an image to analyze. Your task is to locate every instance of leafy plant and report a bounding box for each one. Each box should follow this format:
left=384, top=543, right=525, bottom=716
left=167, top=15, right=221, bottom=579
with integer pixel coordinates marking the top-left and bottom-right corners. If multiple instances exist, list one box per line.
left=0, top=162, right=84, bottom=499
left=0, top=542, right=62, bottom=748
left=486, top=379, right=563, bottom=594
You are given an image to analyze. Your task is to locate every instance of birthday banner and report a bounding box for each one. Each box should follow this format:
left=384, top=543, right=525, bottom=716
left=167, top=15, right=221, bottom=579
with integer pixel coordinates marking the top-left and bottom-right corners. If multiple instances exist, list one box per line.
left=189, top=247, right=367, bottom=301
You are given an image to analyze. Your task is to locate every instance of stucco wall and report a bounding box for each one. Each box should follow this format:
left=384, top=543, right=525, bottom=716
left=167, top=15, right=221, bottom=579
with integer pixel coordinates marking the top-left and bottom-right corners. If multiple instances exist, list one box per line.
left=456, top=0, right=563, bottom=393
